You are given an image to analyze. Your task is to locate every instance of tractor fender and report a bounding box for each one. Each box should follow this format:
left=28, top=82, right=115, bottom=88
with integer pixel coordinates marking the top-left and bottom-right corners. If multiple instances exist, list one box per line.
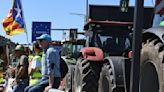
left=104, top=56, right=128, bottom=87
left=80, top=47, right=104, bottom=61
left=143, top=26, right=164, bottom=43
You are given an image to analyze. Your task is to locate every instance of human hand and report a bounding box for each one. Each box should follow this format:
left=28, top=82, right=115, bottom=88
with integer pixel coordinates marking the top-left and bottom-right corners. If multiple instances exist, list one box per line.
left=0, top=87, right=4, bottom=92
left=28, top=57, right=33, bottom=63
left=16, top=79, right=21, bottom=83
left=44, top=85, right=52, bottom=92
left=8, top=65, right=12, bottom=68
left=13, top=79, right=21, bottom=84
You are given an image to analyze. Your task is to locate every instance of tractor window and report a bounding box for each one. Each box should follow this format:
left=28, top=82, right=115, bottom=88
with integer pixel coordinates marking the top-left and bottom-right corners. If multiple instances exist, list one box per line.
left=72, top=44, right=84, bottom=58
left=90, top=33, right=102, bottom=48
left=90, top=33, right=103, bottom=48
left=125, top=38, right=131, bottom=49
left=97, top=33, right=131, bottom=56
left=61, top=43, right=71, bottom=56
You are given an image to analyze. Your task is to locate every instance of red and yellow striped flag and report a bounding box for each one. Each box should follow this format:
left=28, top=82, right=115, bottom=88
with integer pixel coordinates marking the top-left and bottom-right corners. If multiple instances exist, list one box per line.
left=2, top=0, right=25, bottom=36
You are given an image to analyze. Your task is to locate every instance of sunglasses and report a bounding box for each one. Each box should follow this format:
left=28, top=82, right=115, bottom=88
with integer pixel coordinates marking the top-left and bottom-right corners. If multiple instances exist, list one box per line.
left=38, top=39, right=45, bottom=43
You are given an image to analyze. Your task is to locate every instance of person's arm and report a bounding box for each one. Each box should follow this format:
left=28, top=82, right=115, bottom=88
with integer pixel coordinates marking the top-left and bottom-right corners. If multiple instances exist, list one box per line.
left=44, top=50, right=56, bottom=92
left=44, top=75, right=54, bottom=92
left=28, top=58, right=38, bottom=75
left=49, top=75, right=54, bottom=87
left=15, top=66, right=25, bottom=80
left=15, top=56, right=28, bottom=82
left=28, top=67, right=35, bottom=75
left=47, top=50, right=56, bottom=86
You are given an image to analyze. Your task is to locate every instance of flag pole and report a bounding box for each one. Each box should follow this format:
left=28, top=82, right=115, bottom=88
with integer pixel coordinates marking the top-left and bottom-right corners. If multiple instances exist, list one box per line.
left=19, top=0, right=30, bottom=46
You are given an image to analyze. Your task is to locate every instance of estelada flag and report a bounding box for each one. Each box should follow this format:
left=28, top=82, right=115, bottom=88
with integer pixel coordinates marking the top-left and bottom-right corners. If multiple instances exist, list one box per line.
left=2, top=0, right=25, bottom=36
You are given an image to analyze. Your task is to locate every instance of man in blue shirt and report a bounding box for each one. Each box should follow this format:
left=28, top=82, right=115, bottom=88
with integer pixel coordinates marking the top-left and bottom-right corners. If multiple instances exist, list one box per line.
left=25, top=34, right=61, bottom=92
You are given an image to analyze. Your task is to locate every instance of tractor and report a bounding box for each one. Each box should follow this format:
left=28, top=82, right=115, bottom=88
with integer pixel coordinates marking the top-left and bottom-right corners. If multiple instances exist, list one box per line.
left=61, top=39, right=86, bottom=64
left=73, top=3, right=157, bottom=92
left=113, top=0, right=164, bottom=92
left=73, top=19, right=133, bottom=92
left=61, top=39, right=85, bottom=92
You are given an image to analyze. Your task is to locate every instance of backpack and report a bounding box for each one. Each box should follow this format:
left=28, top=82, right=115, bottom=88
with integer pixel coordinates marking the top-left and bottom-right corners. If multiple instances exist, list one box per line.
left=60, top=57, right=68, bottom=79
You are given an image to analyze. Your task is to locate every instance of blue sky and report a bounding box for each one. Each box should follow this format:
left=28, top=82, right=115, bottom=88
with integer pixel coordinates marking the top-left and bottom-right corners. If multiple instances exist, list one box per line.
left=0, top=0, right=154, bottom=44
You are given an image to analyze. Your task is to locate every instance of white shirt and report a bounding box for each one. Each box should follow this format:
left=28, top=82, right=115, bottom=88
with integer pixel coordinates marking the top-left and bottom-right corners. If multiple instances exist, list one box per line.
left=31, top=57, right=41, bottom=69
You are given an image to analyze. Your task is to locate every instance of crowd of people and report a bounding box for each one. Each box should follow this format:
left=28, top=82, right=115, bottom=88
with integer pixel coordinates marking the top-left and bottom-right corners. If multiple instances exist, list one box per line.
left=6, top=34, right=61, bottom=92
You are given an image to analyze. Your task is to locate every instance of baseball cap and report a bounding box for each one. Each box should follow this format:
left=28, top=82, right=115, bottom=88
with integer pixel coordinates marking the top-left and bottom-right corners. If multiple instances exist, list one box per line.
left=36, top=34, right=52, bottom=42
left=14, top=45, right=25, bottom=51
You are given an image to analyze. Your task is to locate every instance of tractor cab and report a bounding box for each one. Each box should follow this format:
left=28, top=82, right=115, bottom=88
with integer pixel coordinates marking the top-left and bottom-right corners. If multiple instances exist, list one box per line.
left=61, top=39, right=85, bottom=60
left=84, top=20, right=133, bottom=56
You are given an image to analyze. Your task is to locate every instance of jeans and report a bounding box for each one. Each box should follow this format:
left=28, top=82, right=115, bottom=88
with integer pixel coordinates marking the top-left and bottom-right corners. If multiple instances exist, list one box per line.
left=24, top=78, right=48, bottom=92
left=25, top=77, right=60, bottom=92
left=12, top=79, right=29, bottom=92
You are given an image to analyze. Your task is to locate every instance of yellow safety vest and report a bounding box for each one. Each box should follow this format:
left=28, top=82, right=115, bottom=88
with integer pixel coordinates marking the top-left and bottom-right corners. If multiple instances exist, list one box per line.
left=28, top=54, right=34, bottom=63
left=0, top=67, right=3, bottom=71
left=31, top=56, right=42, bottom=78
left=0, top=73, right=5, bottom=85
left=30, top=55, right=42, bottom=86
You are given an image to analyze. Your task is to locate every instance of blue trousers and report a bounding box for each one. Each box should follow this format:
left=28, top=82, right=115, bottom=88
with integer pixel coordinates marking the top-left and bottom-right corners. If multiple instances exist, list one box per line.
left=12, top=79, right=29, bottom=92
left=25, top=77, right=60, bottom=92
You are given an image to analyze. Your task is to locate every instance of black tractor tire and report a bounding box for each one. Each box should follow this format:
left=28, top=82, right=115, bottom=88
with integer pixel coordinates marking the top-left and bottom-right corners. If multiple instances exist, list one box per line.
left=64, top=65, right=75, bottom=92
left=140, top=39, right=164, bottom=92
left=74, top=59, right=102, bottom=92
left=64, top=68, right=72, bottom=92
left=98, top=63, right=115, bottom=92
left=98, top=60, right=125, bottom=92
